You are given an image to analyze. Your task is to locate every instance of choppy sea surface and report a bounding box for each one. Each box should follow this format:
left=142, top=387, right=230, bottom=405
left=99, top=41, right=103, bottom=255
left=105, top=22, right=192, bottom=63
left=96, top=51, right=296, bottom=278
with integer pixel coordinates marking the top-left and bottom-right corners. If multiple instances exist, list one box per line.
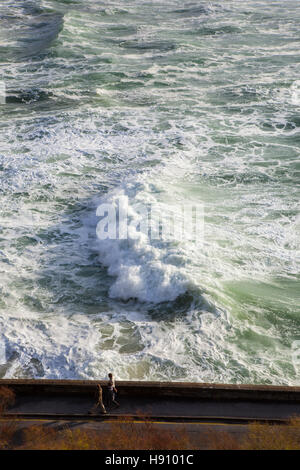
left=0, top=0, right=299, bottom=384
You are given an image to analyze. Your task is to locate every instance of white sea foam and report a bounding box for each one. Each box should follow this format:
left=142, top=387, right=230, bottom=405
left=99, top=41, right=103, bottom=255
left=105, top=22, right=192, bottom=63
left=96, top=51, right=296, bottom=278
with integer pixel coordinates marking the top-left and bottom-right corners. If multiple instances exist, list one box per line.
left=0, top=0, right=299, bottom=385
left=95, top=180, right=190, bottom=303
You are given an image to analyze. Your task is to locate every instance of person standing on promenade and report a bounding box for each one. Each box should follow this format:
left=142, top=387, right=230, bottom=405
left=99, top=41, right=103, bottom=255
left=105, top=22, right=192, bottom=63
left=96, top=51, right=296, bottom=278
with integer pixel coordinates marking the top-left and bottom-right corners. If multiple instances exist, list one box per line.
left=107, top=372, right=120, bottom=409
left=89, top=384, right=106, bottom=414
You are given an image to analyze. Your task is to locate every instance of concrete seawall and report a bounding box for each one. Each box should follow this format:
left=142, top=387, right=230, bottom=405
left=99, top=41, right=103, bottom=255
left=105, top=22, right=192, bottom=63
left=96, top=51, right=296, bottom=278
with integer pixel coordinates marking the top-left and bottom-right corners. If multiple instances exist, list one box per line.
left=1, top=379, right=300, bottom=424
left=1, top=379, right=300, bottom=402
left=1, top=379, right=300, bottom=449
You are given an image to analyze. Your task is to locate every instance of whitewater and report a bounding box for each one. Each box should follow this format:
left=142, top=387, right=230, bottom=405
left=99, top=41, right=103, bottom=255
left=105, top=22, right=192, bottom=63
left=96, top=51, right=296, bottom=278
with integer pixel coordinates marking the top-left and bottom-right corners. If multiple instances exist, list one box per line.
left=0, top=0, right=299, bottom=384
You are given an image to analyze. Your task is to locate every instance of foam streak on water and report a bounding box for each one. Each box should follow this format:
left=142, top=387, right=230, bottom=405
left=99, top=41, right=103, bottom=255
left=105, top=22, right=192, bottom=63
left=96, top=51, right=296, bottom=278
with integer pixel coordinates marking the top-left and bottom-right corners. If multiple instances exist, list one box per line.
left=0, top=0, right=299, bottom=384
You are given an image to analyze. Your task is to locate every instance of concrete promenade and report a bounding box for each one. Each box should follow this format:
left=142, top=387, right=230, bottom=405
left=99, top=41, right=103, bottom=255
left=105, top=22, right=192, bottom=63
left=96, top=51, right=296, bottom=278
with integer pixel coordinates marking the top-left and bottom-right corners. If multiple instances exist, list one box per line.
left=1, top=379, right=300, bottom=423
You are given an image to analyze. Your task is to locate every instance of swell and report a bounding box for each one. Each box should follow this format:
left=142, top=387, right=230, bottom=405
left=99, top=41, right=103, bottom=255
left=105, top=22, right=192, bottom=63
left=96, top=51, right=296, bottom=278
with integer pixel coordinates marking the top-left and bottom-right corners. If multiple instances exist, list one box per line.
left=95, top=179, right=192, bottom=304
left=0, top=1, right=64, bottom=60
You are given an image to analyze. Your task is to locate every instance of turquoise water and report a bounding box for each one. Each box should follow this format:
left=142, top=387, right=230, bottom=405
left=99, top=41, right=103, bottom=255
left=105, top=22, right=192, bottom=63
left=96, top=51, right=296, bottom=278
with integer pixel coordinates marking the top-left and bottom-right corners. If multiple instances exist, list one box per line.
left=0, top=0, right=299, bottom=384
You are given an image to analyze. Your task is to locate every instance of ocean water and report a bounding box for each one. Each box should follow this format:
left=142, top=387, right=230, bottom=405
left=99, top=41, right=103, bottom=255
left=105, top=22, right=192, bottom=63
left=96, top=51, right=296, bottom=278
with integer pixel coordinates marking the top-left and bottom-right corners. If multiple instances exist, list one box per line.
left=0, top=0, right=299, bottom=384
